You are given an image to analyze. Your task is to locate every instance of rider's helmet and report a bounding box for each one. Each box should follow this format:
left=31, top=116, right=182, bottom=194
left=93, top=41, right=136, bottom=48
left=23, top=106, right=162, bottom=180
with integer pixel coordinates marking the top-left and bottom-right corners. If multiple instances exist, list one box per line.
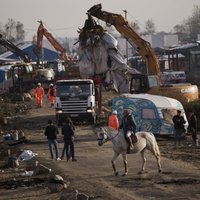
left=112, top=110, right=117, bottom=115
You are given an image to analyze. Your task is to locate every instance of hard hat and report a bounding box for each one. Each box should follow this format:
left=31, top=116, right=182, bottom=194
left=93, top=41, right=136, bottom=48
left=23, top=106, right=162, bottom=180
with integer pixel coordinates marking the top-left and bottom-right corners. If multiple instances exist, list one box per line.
left=37, top=82, right=41, bottom=86
left=50, top=83, right=53, bottom=87
left=112, top=110, right=117, bottom=115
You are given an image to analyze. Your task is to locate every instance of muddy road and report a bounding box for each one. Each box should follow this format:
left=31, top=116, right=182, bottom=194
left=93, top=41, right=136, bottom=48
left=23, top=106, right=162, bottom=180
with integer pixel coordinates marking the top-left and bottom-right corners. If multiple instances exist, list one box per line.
left=0, top=97, right=200, bottom=200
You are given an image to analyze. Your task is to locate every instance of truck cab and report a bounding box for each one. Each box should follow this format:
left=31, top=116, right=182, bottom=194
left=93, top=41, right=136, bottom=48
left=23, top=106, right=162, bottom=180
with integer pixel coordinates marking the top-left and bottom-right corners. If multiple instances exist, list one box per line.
left=55, top=79, right=96, bottom=125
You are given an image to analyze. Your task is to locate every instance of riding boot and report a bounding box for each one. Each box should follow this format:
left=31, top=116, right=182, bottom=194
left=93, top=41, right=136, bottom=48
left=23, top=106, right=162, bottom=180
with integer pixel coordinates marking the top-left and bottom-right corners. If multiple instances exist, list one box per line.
left=127, top=137, right=133, bottom=153
left=128, top=137, right=134, bottom=149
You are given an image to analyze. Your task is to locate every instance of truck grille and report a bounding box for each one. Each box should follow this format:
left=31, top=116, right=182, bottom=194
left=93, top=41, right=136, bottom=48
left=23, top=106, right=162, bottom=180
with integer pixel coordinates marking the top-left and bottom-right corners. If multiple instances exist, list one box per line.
left=61, top=100, right=88, bottom=113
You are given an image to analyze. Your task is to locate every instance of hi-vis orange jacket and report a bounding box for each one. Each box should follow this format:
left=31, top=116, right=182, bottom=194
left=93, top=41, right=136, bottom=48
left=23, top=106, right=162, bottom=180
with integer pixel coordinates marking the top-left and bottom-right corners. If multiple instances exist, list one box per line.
left=108, top=114, right=119, bottom=130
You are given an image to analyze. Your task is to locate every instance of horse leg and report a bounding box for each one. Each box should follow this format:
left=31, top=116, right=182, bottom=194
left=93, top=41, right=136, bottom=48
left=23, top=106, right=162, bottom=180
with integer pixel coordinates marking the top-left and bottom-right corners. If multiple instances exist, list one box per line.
left=112, top=152, right=119, bottom=176
left=122, top=153, right=128, bottom=176
left=139, top=149, right=146, bottom=174
left=156, top=155, right=162, bottom=173
left=153, top=144, right=162, bottom=173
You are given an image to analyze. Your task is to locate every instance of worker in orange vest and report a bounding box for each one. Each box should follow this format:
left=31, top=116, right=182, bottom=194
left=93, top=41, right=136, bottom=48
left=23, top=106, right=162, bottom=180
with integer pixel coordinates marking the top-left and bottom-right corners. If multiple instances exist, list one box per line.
left=35, top=82, right=45, bottom=108
left=108, top=110, right=119, bottom=130
left=48, top=83, right=56, bottom=107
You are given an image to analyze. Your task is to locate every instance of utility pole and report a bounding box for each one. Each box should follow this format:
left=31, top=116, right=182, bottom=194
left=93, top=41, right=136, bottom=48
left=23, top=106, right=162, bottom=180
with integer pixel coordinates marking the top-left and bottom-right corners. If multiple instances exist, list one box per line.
left=123, top=9, right=128, bottom=63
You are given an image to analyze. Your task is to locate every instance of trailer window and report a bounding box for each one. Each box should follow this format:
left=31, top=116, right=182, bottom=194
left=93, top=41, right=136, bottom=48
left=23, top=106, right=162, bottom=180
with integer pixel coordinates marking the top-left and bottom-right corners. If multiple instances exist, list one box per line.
left=161, top=109, right=177, bottom=125
left=142, top=108, right=156, bottom=119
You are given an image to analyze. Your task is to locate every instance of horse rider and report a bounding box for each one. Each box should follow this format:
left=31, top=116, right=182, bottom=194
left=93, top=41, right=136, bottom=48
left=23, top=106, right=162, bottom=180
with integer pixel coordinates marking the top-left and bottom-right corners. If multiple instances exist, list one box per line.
left=108, top=110, right=119, bottom=130
left=35, top=82, right=45, bottom=108
left=48, top=83, right=56, bottom=107
left=119, top=109, right=136, bottom=153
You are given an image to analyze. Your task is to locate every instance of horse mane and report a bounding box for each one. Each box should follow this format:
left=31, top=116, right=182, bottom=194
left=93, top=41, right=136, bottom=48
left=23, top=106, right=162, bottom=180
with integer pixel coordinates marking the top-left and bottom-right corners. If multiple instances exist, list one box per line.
left=103, top=126, right=124, bottom=136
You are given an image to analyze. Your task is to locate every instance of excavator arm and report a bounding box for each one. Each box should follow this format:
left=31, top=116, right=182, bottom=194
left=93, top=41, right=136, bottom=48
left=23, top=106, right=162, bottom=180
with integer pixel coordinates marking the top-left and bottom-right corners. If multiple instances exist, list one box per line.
left=87, top=4, right=160, bottom=78
left=0, top=34, right=31, bottom=63
left=36, top=21, right=70, bottom=62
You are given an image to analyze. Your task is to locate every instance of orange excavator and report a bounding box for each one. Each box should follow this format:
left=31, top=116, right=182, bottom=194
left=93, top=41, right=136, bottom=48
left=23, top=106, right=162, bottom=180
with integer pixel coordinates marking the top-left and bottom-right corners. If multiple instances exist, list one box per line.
left=36, top=20, right=71, bottom=64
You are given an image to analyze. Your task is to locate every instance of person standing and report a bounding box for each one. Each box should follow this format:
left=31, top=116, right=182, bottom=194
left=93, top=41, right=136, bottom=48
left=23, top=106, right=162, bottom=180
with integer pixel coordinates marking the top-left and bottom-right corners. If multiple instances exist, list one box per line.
left=188, top=110, right=198, bottom=147
left=44, top=119, right=60, bottom=160
left=35, top=82, right=45, bottom=108
left=61, top=117, right=75, bottom=160
left=61, top=117, right=77, bottom=161
left=172, top=110, right=186, bottom=147
left=47, top=83, right=56, bottom=107
left=119, top=109, right=136, bottom=153
left=108, top=110, right=119, bottom=130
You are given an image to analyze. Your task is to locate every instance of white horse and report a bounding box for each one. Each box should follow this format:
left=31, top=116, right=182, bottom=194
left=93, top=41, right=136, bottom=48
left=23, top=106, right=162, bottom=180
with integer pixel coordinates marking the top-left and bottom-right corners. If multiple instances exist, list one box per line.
left=97, top=127, right=162, bottom=176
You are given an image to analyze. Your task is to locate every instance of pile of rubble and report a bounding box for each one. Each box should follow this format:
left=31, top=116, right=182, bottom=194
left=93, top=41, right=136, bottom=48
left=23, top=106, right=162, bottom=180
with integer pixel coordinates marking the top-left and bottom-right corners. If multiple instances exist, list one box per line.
left=0, top=147, right=93, bottom=200
left=0, top=92, right=32, bottom=129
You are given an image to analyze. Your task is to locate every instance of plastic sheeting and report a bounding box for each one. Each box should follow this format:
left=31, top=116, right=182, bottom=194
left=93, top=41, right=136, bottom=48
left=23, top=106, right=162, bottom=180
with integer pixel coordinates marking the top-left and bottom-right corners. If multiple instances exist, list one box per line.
left=18, top=150, right=38, bottom=161
left=78, top=31, right=139, bottom=93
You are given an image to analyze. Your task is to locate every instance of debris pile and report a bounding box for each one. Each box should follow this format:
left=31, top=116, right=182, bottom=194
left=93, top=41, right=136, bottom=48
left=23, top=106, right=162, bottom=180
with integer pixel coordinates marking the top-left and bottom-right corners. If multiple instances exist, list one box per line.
left=78, top=15, right=139, bottom=93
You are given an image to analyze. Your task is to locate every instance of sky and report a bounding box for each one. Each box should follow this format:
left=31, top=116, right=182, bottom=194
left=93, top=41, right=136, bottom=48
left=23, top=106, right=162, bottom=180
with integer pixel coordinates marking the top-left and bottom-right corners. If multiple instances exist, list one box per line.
left=0, top=0, right=200, bottom=41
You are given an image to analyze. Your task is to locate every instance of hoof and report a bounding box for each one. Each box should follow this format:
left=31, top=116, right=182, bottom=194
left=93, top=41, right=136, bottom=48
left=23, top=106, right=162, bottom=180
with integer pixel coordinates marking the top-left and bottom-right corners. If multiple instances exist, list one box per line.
left=158, top=169, right=162, bottom=173
left=122, top=172, right=128, bottom=176
left=115, top=172, right=119, bottom=176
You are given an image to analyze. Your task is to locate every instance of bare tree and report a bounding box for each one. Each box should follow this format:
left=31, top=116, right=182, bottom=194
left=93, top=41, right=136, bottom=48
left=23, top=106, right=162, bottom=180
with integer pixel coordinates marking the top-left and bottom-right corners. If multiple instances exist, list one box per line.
left=16, top=21, right=25, bottom=42
left=62, top=37, right=70, bottom=53
left=4, top=18, right=16, bottom=42
left=143, top=19, right=156, bottom=35
left=186, top=5, right=200, bottom=41
left=0, top=18, right=25, bottom=43
left=173, top=5, right=200, bottom=42
left=32, top=34, right=37, bottom=44
left=173, top=23, right=189, bottom=43
left=129, top=21, right=140, bottom=34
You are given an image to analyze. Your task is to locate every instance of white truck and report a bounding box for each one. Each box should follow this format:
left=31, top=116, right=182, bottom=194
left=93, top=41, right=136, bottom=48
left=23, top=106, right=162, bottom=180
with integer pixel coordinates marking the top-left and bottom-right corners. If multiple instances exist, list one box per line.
left=55, top=79, right=96, bottom=125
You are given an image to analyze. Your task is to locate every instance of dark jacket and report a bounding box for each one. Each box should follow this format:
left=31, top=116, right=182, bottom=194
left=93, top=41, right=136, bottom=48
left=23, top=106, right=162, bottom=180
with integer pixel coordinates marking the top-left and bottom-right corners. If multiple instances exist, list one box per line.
left=62, top=123, right=75, bottom=141
left=172, top=115, right=186, bottom=130
left=188, top=114, right=197, bottom=130
left=44, top=124, right=59, bottom=139
left=120, top=114, right=136, bottom=134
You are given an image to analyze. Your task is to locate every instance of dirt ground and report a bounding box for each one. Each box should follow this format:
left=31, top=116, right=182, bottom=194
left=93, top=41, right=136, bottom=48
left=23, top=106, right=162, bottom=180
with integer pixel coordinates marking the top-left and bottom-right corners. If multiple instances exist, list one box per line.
left=0, top=93, right=200, bottom=200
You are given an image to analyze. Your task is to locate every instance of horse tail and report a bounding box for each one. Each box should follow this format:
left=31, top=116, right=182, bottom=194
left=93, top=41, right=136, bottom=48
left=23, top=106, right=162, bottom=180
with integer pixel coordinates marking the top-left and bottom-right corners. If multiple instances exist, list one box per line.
left=143, top=132, right=160, bottom=157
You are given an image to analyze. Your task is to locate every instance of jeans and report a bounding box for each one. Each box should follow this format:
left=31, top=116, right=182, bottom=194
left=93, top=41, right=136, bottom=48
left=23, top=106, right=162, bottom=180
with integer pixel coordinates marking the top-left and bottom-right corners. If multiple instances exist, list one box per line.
left=174, top=129, right=185, bottom=146
left=63, top=140, right=74, bottom=159
left=61, top=143, right=72, bottom=159
left=48, top=139, right=59, bottom=159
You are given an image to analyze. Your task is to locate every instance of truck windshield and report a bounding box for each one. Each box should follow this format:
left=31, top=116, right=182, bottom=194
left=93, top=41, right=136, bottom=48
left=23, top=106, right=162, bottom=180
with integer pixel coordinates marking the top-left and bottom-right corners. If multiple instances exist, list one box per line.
left=56, top=84, right=92, bottom=97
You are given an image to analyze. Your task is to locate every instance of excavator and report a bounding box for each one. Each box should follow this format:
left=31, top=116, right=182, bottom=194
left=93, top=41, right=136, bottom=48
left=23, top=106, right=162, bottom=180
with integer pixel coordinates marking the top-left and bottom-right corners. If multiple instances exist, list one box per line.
left=0, top=34, right=31, bottom=63
left=0, top=34, right=54, bottom=92
left=36, top=21, right=70, bottom=64
left=35, top=21, right=75, bottom=79
left=87, top=4, right=199, bottom=104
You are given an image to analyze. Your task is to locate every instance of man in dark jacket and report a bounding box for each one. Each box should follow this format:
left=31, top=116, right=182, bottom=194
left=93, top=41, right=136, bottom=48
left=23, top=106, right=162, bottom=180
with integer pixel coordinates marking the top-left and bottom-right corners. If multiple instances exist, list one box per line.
left=61, top=117, right=77, bottom=161
left=172, top=110, right=186, bottom=147
left=119, top=109, right=136, bottom=153
left=188, top=110, right=198, bottom=147
left=44, top=119, right=60, bottom=160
